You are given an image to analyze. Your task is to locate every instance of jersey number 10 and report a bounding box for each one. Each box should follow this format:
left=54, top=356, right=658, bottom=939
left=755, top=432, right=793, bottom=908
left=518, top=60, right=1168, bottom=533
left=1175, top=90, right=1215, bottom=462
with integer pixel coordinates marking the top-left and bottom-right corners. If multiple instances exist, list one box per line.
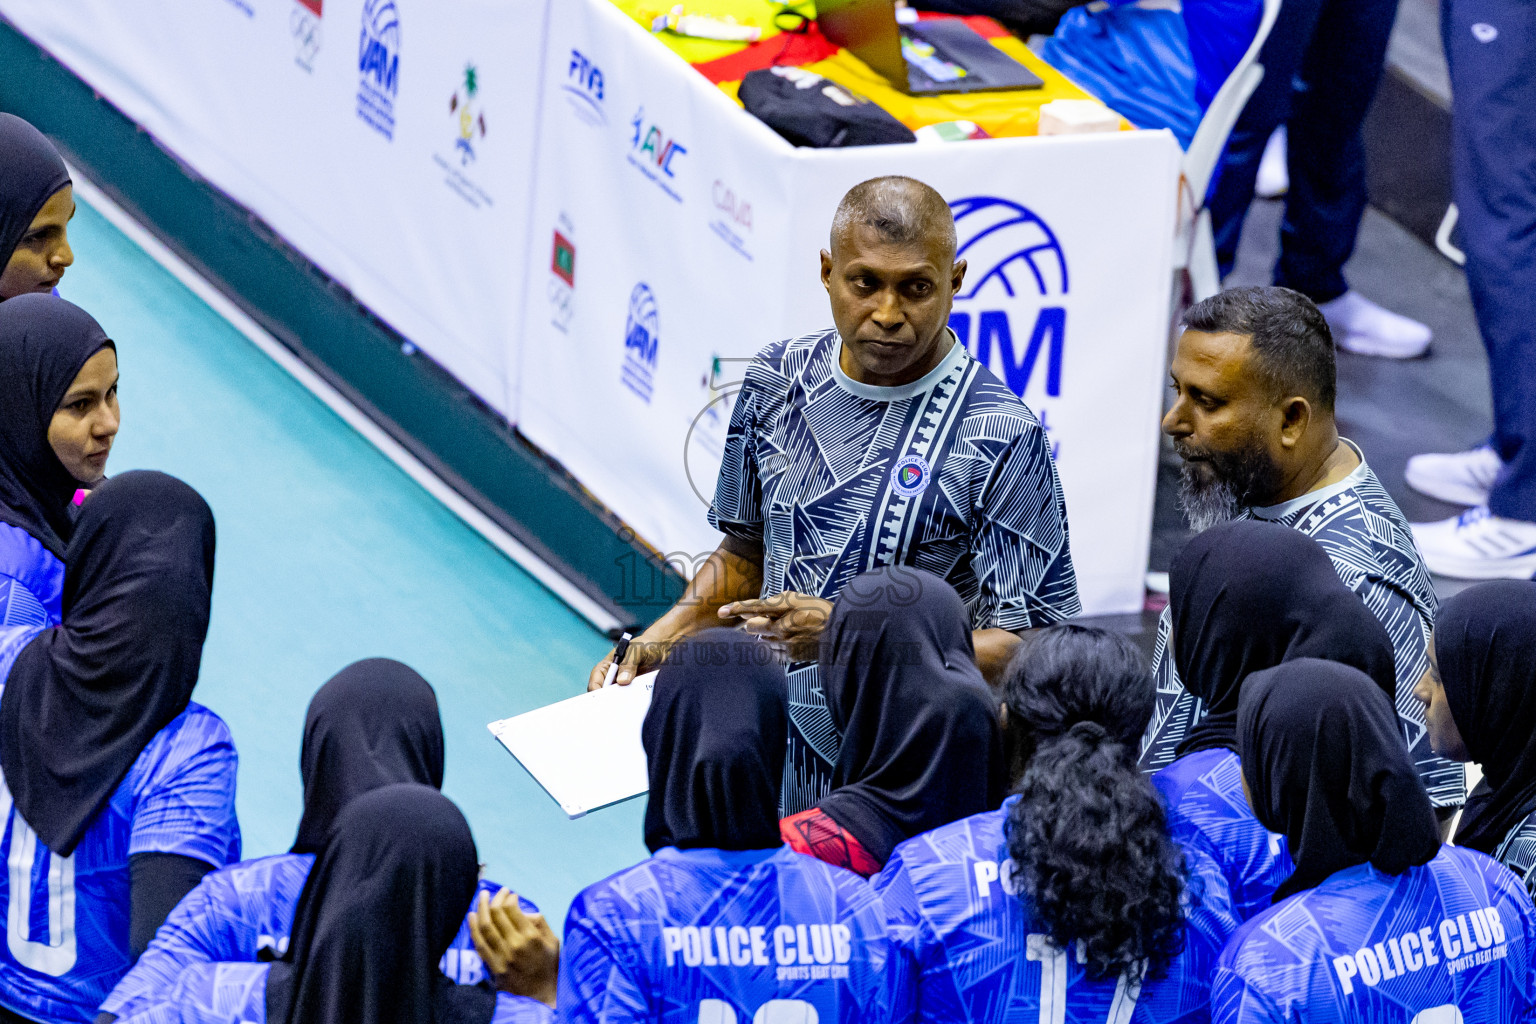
left=0, top=776, right=78, bottom=977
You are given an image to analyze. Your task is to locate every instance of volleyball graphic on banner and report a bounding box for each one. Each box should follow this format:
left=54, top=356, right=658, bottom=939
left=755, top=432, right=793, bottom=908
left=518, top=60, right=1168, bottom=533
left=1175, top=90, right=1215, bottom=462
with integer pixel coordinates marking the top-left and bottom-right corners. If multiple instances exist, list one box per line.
left=947, top=196, right=1068, bottom=402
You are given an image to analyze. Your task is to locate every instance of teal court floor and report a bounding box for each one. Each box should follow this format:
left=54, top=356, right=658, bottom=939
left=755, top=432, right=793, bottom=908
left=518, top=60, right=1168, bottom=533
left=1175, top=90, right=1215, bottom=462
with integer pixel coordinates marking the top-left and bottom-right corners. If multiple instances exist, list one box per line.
left=61, top=196, right=648, bottom=928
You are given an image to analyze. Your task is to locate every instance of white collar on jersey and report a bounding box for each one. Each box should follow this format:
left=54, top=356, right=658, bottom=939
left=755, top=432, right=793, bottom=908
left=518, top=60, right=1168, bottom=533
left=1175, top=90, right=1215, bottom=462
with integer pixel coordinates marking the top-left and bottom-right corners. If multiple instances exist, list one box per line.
left=1250, top=438, right=1369, bottom=520
left=831, top=327, right=969, bottom=402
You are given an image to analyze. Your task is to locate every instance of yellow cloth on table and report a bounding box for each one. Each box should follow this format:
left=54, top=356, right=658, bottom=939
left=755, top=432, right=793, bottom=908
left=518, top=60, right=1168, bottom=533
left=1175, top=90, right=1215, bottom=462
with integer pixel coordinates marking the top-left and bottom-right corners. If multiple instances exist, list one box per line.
left=608, top=0, right=1121, bottom=138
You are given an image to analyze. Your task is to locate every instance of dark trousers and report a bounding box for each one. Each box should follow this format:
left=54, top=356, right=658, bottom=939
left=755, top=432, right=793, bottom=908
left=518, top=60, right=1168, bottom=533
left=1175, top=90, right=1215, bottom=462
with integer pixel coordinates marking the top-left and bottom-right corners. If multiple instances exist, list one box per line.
left=1444, top=0, right=1536, bottom=521
left=1208, top=0, right=1399, bottom=300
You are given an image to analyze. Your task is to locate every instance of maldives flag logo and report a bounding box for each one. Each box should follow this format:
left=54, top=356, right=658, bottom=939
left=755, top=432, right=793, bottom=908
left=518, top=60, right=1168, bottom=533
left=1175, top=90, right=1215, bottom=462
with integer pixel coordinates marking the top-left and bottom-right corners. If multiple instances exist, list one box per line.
left=551, top=231, right=575, bottom=287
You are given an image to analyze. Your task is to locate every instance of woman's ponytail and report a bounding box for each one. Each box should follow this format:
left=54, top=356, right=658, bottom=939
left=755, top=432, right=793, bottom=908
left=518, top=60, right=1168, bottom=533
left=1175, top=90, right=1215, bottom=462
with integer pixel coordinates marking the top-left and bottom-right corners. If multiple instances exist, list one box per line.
left=1002, top=625, right=1188, bottom=982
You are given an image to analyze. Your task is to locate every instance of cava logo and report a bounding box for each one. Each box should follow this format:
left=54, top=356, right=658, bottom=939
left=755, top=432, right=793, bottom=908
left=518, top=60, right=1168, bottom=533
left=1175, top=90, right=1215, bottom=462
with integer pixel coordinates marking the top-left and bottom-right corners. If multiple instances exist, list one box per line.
left=356, top=0, right=401, bottom=139
left=709, top=180, right=753, bottom=261
left=621, top=283, right=660, bottom=403
left=565, top=49, right=607, bottom=125
left=626, top=108, right=687, bottom=203
left=947, top=196, right=1068, bottom=403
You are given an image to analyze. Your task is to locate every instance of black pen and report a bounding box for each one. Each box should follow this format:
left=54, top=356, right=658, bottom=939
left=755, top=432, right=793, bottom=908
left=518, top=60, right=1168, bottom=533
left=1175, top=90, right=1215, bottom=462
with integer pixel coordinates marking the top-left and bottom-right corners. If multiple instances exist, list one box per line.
left=602, top=632, right=634, bottom=687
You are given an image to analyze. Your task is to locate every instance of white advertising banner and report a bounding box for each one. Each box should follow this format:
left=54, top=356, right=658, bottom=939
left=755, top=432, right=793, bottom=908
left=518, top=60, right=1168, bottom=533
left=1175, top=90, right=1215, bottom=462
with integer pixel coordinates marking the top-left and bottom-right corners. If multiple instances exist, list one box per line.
left=513, top=0, right=801, bottom=594
left=516, top=0, right=1181, bottom=615
left=0, top=0, right=543, bottom=416
left=5, top=0, right=1181, bottom=615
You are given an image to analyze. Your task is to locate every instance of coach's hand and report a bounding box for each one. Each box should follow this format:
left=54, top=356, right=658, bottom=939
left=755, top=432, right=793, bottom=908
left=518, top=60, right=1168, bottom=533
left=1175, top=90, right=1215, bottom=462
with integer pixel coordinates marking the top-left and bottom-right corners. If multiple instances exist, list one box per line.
left=469, top=888, right=559, bottom=1008
left=721, top=591, right=833, bottom=663
left=587, top=627, right=673, bottom=691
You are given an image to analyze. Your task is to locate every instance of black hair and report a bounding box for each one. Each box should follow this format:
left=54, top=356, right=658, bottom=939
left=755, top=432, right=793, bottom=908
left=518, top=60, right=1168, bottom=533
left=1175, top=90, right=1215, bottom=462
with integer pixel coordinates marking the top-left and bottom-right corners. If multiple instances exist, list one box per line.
left=830, top=176, right=957, bottom=262
left=1002, top=624, right=1187, bottom=982
left=1182, top=285, right=1337, bottom=412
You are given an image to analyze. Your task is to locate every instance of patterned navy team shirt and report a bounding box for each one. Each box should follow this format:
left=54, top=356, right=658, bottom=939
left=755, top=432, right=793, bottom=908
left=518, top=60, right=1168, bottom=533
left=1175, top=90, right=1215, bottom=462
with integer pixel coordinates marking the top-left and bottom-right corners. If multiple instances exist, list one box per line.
left=709, top=328, right=1080, bottom=814
left=1212, top=846, right=1536, bottom=1023
left=1494, top=812, right=1536, bottom=904
left=1141, top=444, right=1466, bottom=808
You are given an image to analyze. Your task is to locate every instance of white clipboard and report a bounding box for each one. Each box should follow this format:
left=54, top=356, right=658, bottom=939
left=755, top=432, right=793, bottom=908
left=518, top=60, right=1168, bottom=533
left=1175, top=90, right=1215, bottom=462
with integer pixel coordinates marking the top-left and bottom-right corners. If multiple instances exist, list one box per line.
left=488, top=671, right=657, bottom=819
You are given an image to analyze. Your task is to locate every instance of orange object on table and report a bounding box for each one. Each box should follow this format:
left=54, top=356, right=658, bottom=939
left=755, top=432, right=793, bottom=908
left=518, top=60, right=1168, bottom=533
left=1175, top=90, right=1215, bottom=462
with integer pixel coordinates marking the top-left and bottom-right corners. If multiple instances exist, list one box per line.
left=610, top=2, right=1125, bottom=138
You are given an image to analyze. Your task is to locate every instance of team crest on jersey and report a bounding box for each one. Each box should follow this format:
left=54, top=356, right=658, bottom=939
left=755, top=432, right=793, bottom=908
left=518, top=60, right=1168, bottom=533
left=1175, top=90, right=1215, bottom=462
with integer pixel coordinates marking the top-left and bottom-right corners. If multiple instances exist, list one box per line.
left=892, top=455, right=931, bottom=498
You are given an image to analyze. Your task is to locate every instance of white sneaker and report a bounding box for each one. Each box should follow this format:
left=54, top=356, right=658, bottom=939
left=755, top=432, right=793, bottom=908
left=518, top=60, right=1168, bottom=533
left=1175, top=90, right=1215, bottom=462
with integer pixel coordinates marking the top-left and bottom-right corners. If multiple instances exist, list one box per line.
left=1318, top=291, right=1432, bottom=359
left=1255, top=127, right=1288, bottom=199
left=1411, top=506, right=1536, bottom=579
left=1405, top=444, right=1504, bottom=507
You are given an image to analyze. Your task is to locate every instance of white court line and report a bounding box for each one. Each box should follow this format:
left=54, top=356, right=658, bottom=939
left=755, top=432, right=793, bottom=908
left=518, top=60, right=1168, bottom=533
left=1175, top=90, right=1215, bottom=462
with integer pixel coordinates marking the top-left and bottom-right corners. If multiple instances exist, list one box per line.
left=68, top=169, right=623, bottom=635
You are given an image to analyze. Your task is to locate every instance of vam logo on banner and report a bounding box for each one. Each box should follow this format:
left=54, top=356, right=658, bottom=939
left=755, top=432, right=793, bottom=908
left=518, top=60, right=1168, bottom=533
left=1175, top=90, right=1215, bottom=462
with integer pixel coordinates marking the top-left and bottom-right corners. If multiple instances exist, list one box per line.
left=622, top=282, right=660, bottom=403
left=948, top=196, right=1068, bottom=455
left=357, top=0, right=400, bottom=139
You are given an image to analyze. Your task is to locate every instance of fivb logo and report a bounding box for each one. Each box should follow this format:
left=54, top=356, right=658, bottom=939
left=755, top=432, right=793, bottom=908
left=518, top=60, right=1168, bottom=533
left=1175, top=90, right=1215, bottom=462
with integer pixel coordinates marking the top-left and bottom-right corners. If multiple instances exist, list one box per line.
left=947, top=196, right=1068, bottom=401
left=565, top=49, right=606, bottom=125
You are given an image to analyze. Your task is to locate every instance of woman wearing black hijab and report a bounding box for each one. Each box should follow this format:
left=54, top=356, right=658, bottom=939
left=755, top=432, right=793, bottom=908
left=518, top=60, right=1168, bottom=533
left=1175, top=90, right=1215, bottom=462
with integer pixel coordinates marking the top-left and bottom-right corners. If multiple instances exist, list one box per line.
left=555, top=629, right=909, bottom=1023
left=1413, top=580, right=1536, bottom=897
left=0, top=294, right=120, bottom=629
left=0, top=471, right=239, bottom=1024
left=290, top=657, right=446, bottom=854
left=1213, top=660, right=1536, bottom=1022
left=100, top=659, right=543, bottom=1023
left=143, top=785, right=526, bottom=1024
left=1154, top=520, right=1398, bottom=921
left=780, top=567, right=1004, bottom=876
left=0, top=115, right=73, bottom=302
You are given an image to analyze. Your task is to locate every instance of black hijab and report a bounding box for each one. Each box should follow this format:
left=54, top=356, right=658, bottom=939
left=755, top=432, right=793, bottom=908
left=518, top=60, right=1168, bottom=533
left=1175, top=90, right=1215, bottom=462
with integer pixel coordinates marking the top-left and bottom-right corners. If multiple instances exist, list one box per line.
left=292, top=658, right=445, bottom=854
left=0, top=471, right=215, bottom=856
left=818, top=566, right=1005, bottom=864
left=266, top=784, right=485, bottom=1024
left=1171, top=519, right=1398, bottom=758
left=1436, top=581, right=1536, bottom=855
left=1238, top=658, right=1441, bottom=903
left=0, top=294, right=113, bottom=558
left=643, top=628, right=788, bottom=853
left=0, top=114, right=70, bottom=279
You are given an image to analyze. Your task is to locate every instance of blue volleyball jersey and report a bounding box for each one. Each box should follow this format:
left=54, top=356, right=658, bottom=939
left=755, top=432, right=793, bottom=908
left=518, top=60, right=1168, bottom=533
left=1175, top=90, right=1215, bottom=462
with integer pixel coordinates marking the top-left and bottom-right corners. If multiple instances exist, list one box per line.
left=119, top=961, right=553, bottom=1024
left=0, top=625, right=241, bottom=1024
left=1153, top=749, right=1292, bottom=922
left=1212, top=845, right=1536, bottom=1023
left=0, top=524, right=63, bottom=628
left=873, top=800, right=1237, bottom=1022
left=558, top=845, right=911, bottom=1023
left=102, top=851, right=532, bottom=1019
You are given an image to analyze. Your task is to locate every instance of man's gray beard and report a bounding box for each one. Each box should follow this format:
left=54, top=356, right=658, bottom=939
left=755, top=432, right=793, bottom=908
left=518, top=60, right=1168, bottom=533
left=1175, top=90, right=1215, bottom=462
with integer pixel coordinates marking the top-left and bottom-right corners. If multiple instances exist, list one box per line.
left=1178, top=463, right=1241, bottom=533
